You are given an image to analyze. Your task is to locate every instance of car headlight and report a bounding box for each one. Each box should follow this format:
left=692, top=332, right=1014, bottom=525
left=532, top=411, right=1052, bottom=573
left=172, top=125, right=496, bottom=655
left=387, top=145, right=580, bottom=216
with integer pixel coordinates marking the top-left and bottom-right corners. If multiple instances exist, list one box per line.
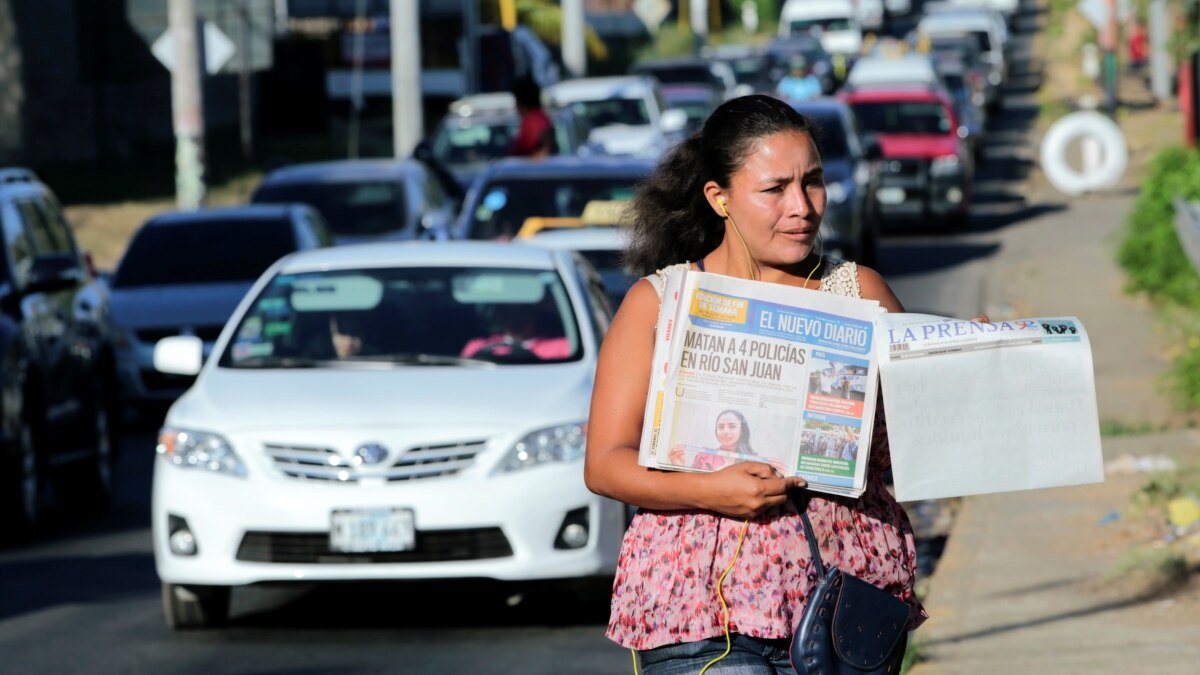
left=157, top=427, right=247, bottom=477
left=825, top=181, right=849, bottom=204
left=930, top=156, right=961, bottom=176
left=499, top=422, right=588, bottom=473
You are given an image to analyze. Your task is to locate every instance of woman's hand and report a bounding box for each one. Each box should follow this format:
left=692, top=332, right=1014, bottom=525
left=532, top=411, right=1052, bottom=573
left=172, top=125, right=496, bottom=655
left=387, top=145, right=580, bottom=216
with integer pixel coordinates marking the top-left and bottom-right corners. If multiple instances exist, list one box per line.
left=700, top=462, right=806, bottom=519
left=667, top=444, right=687, bottom=467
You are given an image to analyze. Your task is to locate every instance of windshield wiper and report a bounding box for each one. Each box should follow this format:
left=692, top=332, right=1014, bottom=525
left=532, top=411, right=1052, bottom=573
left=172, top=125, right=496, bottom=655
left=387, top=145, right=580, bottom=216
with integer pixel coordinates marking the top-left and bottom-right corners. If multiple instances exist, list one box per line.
left=230, top=356, right=328, bottom=369
left=365, top=353, right=496, bottom=368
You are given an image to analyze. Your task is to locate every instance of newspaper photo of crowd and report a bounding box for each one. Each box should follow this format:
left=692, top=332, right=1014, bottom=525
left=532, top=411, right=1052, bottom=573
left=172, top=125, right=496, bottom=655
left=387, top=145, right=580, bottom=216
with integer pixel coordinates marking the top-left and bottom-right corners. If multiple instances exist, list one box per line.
left=807, top=357, right=869, bottom=402
left=799, top=420, right=862, bottom=462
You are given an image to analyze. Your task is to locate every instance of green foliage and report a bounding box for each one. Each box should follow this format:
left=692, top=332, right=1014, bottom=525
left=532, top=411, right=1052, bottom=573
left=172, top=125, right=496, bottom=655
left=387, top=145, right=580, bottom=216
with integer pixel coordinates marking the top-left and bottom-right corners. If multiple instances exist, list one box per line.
left=1133, top=462, right=1200, bottom=508
left=1170, top=337, right=1200, bottom=409
left=1116, top=147, right=1200, bottom=309
left=1099, top=418, right=1160, bottom=436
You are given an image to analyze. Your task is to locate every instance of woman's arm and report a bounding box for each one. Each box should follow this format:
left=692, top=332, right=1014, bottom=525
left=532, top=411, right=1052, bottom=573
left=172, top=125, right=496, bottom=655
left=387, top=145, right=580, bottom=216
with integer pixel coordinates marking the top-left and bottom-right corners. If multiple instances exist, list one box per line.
left=584, top=280, right=803, bottom=519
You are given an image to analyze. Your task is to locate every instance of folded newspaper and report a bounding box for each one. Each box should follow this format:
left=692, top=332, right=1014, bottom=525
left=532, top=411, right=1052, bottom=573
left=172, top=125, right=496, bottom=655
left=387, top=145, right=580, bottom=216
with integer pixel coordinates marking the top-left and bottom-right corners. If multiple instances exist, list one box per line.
left=878, top=313, right=1104, bottom=501
left=639, top=268, right=884, bottom=498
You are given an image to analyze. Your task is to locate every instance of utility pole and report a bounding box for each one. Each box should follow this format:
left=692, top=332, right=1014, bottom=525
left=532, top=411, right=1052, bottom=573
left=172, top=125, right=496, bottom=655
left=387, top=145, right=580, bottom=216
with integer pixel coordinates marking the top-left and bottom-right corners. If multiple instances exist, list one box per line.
left=562, top=0, right=586, bottom=78
left=238, top=0, right=254, bottom=161
left=1147, top=0, right=1170, bottom=101
left=391, top=0, right=422, bottom=158
left=168, top=0, right=206, bottom=210
left=1101, top=0, right=1119, bottom=113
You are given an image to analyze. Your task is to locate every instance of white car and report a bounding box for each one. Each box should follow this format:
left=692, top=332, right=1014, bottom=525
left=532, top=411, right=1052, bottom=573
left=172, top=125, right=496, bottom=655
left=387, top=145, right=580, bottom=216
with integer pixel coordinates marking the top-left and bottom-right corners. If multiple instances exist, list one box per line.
left=543, top=75, right=687, bottom=159
left=151, top=242, right=623, bottom=628
left=525, top=226, right=636, bottom=310
left=778, top=0, right=864, bottom=56
left=845, top=53, right=943, bottom=91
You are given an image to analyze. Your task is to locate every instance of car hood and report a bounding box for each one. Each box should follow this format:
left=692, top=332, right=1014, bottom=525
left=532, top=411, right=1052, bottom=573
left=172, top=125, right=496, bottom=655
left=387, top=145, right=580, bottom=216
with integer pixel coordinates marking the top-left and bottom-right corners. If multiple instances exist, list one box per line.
left=586, top=125, right=664, bottom=157
left=876, top=135, right=959, bottom=159
left=109, top=283, right=253, bottom=330
left=170, top=363, right=595, bottom=433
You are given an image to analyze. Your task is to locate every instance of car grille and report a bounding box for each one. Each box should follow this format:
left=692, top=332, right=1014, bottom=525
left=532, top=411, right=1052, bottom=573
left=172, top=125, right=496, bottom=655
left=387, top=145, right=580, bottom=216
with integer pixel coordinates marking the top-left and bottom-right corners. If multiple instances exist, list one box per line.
left=135, top=325, right=224, bottom=343
left=264, top=439, right=488, bottom=482
left=235, top=528, right=513, bottom=563
left=880, top=158, right=927, bottom=189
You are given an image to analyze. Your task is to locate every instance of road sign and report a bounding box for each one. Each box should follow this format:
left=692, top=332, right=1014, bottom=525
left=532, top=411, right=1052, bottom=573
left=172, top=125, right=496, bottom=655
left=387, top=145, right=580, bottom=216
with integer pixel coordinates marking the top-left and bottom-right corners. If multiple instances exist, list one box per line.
left=1076, top=0, right=1131, bottom=32
left=152, top=22, right=238, bottom=75
left=128, top=0, right=274, bottom=74
left=633, top=0, right=672, bottom=33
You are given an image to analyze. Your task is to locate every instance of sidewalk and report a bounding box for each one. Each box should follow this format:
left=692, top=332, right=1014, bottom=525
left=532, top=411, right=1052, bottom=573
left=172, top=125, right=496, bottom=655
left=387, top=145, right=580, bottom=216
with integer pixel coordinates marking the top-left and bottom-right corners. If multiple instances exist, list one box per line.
left=908, top=194, right=1200, bottom=674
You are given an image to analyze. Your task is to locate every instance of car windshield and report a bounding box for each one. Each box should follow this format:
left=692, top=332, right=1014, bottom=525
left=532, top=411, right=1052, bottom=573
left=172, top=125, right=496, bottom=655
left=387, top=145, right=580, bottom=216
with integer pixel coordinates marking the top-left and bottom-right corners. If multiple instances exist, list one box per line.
left=253, top=181, right=406, bottom=237
left=805, top=113, right=851, bottom=160
left=468, top=177, right=641, bottom=240
left=220, top=266, right=583, bottom=368
left=566, top=98, right=650, bottom=127
left=788, top=17, right=853, bottom=34
left=432, top=118, right=518, bottom=166
left=665, top=101, right=714, bottom=134
left=578, top=249, right=638, bottom=306
left=728, top=57, right=767, bottom=84
left=638, top=65, right=714, bottom=87
left=113, top=219, right=295, bottom=288
left=851, top=101, right=951, bottom=135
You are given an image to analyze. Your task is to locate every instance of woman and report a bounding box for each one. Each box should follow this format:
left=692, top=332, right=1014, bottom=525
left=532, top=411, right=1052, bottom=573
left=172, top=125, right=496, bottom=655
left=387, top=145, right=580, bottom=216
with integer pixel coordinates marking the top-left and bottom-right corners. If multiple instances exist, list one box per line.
left=584, top=95, right=924, bottom=673
left=668, top=409, right=758, bottom=471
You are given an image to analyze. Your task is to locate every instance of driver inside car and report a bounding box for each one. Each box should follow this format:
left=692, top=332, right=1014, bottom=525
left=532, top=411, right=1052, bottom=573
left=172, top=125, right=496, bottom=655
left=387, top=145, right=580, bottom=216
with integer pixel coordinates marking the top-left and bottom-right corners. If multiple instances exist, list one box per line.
left=460, top=302, right=569, bottom=361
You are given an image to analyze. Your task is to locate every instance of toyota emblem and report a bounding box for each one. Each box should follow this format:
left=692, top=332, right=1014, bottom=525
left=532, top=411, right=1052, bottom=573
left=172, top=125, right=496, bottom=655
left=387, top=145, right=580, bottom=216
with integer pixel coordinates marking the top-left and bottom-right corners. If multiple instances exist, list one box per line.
left=353, top=443, right=388, bottom=466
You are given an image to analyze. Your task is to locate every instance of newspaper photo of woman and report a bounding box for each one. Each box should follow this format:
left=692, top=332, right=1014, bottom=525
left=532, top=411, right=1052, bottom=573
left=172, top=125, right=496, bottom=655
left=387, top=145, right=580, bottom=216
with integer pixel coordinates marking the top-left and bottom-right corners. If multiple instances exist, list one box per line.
left=668, top=409, right=754, bottom=470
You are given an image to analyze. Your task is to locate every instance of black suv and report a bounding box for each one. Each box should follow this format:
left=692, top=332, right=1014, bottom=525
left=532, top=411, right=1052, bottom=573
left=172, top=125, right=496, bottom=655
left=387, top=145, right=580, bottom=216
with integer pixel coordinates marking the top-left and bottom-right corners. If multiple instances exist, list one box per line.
left=0, top=168, right=120, bottom=539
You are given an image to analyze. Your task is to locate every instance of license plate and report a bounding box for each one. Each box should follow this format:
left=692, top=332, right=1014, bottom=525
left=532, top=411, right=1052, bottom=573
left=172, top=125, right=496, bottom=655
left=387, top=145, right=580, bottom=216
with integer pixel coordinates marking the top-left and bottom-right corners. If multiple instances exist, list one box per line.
left=330, top=508, right=415, bottom=553
left=877, top=187, right=906, bottom=204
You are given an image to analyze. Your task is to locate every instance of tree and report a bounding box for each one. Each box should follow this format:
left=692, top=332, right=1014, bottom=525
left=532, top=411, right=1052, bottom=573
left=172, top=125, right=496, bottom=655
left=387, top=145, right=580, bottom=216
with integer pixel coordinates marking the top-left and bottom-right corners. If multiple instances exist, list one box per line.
left=478, top=0, right=610, bottom=61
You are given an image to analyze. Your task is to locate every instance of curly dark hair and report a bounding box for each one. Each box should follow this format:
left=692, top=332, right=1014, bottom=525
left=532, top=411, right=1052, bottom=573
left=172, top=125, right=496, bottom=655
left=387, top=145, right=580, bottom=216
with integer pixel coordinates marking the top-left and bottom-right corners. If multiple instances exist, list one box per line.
left=623, top=95, right=815, bottom=276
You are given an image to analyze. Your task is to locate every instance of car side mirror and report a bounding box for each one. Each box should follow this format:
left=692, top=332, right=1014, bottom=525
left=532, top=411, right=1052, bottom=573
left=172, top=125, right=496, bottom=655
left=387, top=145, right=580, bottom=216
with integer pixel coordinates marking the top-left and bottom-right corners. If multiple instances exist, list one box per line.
left=23, top=255, right=83, bottom=296
left=660, top=109, right=688, bottom=134
left=155, top=335, right=204, bottom=376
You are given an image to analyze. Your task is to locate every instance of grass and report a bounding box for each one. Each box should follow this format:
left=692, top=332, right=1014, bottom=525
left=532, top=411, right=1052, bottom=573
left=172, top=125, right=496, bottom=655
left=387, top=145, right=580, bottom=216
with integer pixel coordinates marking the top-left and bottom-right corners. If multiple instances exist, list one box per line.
left=899, top=633, right=923, bottom=674
left=1098, top=418, right=1164, bottom=437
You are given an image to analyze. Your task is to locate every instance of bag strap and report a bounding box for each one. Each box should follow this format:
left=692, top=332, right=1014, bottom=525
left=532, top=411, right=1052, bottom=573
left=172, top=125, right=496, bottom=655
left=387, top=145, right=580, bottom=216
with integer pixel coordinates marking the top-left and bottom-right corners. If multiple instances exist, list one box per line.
left=795, top=495, right=827, bottom=578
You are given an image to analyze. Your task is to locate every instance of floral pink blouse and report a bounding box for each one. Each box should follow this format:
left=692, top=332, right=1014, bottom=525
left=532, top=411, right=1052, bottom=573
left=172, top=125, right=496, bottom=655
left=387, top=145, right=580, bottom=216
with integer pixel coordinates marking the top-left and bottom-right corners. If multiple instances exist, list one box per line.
left=606, top=260, right=927, bottom=650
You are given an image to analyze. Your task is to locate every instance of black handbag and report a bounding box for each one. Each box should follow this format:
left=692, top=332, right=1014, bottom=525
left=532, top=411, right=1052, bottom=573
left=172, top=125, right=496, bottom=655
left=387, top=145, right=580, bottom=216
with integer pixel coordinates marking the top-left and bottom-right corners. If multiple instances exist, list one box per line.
left=790, top=508, right=911, bottom=675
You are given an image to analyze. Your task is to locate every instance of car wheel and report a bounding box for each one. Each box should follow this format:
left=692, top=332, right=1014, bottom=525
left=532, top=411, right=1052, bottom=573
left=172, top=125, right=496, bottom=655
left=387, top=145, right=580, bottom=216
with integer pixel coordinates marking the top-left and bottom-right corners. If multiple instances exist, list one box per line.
left=162, top=583, right=231, bottom=630
left=3, top=413, right=43, bottom=540
left=58, top=379, right=118, bottom=510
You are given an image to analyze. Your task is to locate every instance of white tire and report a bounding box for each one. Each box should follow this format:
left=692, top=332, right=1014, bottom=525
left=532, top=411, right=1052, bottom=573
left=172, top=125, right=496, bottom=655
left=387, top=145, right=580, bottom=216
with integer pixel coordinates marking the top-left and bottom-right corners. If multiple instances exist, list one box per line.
left=1040, top=111, right=1128, bottom=196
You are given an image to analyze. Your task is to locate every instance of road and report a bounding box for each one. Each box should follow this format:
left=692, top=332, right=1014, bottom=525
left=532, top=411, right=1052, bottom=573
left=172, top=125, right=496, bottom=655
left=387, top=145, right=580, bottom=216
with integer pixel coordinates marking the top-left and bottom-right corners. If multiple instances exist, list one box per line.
left=0, top=5, right=1046, bottom=673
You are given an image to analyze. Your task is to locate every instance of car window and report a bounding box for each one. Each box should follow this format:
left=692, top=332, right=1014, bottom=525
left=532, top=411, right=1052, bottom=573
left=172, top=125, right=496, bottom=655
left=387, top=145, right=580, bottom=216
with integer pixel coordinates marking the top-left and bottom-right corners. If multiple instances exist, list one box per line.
left=575, top=260, right=613, bottom=337
left=576, top=249, right=635, bottom=311
left=219, top=266, right=583, bottom=367
left=566, top=98, right=651, bottom=128
left=468, top=177, right=642, bottom=241
left=788, top=17, right=853, bottom=34
left=806, top=113, right=851, bottom=160
left=850, top=101, right=951, bottom=135
left=113, top=218, right=297, bottom=288
left=17, top=199, right=71, bottom=256
left=432, top=119, right=518, bottom=165
left=0, top=201, right=33, bottom=287
left=253, top=181, right=407, bottom=238
left=40, top=197, right=79, bottom=256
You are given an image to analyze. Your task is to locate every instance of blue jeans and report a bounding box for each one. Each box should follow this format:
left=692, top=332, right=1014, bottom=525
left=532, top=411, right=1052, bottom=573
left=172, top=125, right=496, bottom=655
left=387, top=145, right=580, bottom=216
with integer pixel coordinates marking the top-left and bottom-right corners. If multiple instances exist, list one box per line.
left=637, top=635, right=798, bottom=675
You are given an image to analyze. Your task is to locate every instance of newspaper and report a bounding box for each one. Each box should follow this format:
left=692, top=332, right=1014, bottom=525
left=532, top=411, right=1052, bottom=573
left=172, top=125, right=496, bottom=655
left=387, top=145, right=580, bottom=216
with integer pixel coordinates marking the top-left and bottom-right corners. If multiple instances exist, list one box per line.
left=878, top=314, right=1104, bottom=502
left=639, top=269, right=884, bottom=498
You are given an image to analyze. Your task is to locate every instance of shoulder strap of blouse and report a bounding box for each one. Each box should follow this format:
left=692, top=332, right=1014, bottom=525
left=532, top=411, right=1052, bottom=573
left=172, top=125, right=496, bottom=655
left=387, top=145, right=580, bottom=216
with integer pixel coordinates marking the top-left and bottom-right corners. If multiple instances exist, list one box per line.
left=819, top=258, right=861, bottom=299
left=645, top=262, right=691, bottom=300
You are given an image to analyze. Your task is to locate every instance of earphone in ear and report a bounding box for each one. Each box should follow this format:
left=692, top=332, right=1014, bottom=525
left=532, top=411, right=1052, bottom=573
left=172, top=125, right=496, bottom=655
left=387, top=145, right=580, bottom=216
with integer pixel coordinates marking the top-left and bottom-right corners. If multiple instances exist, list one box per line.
left=717, top=195, right=729, bottom=216
left=718, top=196, right=726, bottom=205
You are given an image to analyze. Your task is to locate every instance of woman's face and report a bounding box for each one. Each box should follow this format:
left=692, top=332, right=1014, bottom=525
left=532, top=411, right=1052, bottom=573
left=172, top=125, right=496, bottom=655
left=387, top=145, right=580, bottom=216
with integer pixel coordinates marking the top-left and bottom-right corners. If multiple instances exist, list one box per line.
left=720, top=131, right=826, bottom=267
left=715, top=413, right=743, bottom=450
